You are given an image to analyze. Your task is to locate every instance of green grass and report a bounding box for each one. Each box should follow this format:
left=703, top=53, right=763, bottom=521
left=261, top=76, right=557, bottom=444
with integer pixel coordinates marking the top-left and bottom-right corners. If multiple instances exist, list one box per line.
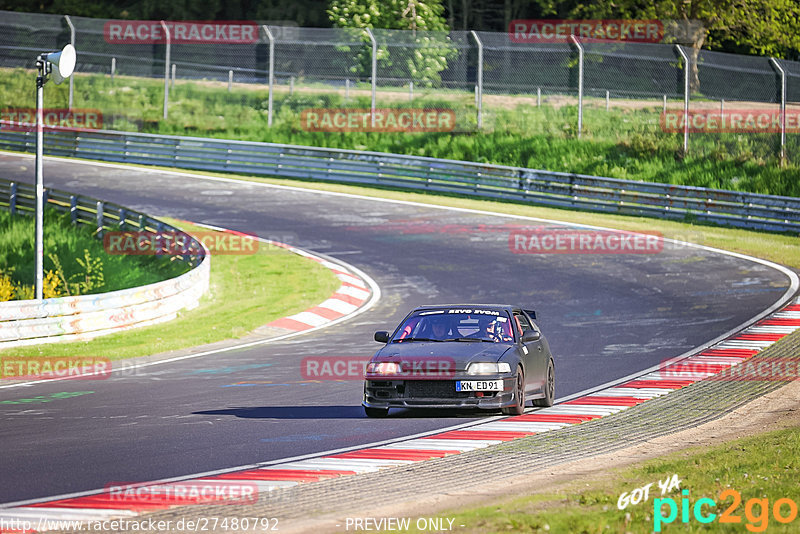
left=0, top=219, right=341, bottom=360
left=0, top=207, right=187, bottom=295
left=3, top=68, right=797, bottom=197
left=390, top=426, right=800, bottom=533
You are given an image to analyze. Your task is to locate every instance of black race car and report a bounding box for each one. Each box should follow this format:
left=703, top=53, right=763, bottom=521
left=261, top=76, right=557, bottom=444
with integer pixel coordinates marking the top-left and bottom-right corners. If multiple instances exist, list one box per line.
left=363, top=304, right=555, bottom=417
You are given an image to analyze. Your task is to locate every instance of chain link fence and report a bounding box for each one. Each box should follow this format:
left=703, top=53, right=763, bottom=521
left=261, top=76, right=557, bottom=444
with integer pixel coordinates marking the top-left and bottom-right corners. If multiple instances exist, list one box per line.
left=0, top=9, right=797, bottom=165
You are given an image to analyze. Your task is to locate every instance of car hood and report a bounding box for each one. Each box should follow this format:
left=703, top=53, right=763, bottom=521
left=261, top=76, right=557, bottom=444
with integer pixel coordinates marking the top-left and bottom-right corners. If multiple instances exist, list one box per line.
left=373, top=341, right=512, bottom=370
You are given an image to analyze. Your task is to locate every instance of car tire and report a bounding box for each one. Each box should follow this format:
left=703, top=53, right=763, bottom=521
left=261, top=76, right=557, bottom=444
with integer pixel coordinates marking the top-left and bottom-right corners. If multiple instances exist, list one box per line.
left=364, top=406, right=389, bottom=418
left=533, top=359, right=555, bottom=407
left=501, top=366, right=525, bottom=415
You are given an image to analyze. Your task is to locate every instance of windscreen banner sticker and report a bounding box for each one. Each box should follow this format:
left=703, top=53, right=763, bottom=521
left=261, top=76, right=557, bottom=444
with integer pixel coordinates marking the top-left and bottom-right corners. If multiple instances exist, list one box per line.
left=447, top=309, right=500, bottom=315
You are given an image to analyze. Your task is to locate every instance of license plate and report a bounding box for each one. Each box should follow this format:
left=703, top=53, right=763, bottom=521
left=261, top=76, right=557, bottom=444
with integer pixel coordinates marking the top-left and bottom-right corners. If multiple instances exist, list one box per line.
left=456, top=380, right=502, bottom=392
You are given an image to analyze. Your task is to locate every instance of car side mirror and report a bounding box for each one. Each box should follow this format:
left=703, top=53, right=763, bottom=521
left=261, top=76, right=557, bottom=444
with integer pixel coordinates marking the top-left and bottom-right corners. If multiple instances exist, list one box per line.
left=374, top=331, right=390, bottom=343
left=521, top=329, right=540, bottom=342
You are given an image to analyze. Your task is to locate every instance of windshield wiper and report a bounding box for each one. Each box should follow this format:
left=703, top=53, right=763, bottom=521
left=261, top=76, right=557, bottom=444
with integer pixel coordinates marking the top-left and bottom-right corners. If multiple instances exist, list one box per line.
left=393, top=337, right=442, bottom=343
left=447, top=337, right=503, bottom=343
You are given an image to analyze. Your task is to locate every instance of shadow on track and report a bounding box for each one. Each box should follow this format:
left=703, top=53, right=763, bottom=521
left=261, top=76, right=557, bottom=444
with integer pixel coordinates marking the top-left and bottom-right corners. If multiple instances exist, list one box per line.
left=194, top=406, right=488, bottom=419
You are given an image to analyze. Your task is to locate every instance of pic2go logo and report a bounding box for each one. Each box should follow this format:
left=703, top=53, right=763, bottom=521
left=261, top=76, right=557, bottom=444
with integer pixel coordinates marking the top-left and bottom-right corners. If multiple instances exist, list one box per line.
left=654, top=489, right=799, bottom=532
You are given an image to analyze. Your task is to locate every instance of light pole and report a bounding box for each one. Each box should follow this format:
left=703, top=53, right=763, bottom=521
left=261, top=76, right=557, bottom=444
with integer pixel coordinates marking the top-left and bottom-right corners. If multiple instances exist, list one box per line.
left=34, top=44, right=76, bottom=300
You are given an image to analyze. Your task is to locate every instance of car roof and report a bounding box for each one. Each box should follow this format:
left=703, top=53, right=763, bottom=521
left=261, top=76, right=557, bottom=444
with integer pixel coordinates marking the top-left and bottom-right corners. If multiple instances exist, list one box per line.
left=411, top=304, right=516, bottom=312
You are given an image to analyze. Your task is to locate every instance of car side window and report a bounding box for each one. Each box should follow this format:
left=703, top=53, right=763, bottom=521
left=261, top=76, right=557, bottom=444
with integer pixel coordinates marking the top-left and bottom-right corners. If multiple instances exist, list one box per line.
left=514, top=311, right=533, bottom=334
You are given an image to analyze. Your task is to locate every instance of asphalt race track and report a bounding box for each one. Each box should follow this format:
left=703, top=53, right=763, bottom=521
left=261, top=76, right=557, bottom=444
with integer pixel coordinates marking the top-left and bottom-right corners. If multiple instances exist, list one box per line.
left=0, top=153, right=793, bottom=504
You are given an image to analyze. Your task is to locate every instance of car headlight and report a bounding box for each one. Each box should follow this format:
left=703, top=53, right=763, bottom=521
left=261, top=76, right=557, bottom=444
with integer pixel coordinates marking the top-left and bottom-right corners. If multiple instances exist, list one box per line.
left=366, top=362, right=401, bottom=375
left=466, top=362, right=511, bottom=375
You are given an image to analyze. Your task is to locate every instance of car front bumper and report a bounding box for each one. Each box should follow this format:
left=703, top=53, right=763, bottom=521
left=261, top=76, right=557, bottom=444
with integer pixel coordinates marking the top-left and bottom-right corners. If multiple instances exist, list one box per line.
left=363, top=376, right=517, bottom=410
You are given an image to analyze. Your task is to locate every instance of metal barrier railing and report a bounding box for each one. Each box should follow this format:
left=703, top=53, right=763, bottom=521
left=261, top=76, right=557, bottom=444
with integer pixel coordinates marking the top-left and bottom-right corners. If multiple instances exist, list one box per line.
left=0, top=177, right=209, bottom=346
left=0, top=128, right=798, bottom=233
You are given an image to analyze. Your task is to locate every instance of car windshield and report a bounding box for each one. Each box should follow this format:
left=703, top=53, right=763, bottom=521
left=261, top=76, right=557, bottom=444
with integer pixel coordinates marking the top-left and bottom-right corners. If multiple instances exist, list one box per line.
left=391, top=309, right=515, bottom=343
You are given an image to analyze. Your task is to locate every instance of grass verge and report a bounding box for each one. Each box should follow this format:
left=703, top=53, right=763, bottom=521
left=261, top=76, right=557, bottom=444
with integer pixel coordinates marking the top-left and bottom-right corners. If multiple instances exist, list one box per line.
left=0, top=219, right=341, bottom=360
left=389, top=425, right=800, bottom=533
left=2, top=68, right=797, bottom=196
left=0, top=207, right=188, bottom=298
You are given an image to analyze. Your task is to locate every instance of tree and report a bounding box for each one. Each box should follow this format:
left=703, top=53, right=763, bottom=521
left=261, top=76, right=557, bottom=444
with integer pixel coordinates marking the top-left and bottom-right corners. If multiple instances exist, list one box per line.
left=328, top=0, right=457, bottom=86
left=533, top=0, right=800, bottom=91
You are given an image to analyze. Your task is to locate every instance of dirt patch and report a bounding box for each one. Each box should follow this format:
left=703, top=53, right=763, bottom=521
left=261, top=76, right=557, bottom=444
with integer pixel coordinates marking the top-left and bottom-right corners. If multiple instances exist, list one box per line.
left=280, top=379, right=800, bottom=534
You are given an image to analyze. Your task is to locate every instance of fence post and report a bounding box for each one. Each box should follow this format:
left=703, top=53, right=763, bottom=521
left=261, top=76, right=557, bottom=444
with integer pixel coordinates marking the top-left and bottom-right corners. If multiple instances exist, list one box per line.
left=769, top=57, right=786, bottom=164
left=605, top=90, right=609, bottom=111
left=537, top=87, right=541, bottom=107
left=470, top=30, right=483, bottom=129
left=569, top=35, right=583, bottom=138
left=171, top=63, right=176, bottom=88
left=262, top=25, right=275, bottom=127
left=409, top=81, right=413, bottom=101
left=366, top=28, right=377, bottom=128
left=111, top=57, right=116, bottom=82
left=345, top=78, right=350, bottom=101
left=64, top=15, right=75, bottom=110
left=228, top=70, right=233, bottom=92
left=160, top=21, right=170, bottom=120
left=675, top=45, right=690, bottom=156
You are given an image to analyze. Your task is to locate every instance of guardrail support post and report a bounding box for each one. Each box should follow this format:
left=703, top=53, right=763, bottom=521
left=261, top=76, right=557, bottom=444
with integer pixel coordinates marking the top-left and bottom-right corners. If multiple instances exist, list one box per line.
left=569, top=35, right=583, bottom=138
left=675, top=45, right=690, bottom=156
left=470, top=30, right=483, bottom=129
left=96, top=201, right=104, bottom=238
left=262, top=25, right=275, bottom=127
left=160, top=21, right=170, bottom=120
left=770, top=57, right=786, bottom=165
left=9, top=182, right=17, bottom=214
left=366, top=28, right=377, bottom=128
left=70, top=195, right=77, bottom=223
left=64, top=15, right=75, bottom=110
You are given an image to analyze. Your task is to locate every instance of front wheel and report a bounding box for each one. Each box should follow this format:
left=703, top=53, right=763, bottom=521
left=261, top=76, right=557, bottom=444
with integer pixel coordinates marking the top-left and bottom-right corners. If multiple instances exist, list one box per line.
left=365, top=406, right=389, bottom=418
left=501, top=366, right=525, bottom=415
left=533, top=359, right=555, bottom=407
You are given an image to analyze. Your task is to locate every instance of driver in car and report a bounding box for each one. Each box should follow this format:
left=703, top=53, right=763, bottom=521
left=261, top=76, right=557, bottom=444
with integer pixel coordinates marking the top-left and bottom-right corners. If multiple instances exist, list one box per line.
left=430, top=317, right=452, bottom=340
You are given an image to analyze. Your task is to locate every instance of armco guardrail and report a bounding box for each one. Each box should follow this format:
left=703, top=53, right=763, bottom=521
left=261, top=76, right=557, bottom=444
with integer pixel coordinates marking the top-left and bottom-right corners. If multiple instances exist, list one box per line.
left=1, top=128, right=798, bottom=232
left=0, top=177, right=209, bottom=348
